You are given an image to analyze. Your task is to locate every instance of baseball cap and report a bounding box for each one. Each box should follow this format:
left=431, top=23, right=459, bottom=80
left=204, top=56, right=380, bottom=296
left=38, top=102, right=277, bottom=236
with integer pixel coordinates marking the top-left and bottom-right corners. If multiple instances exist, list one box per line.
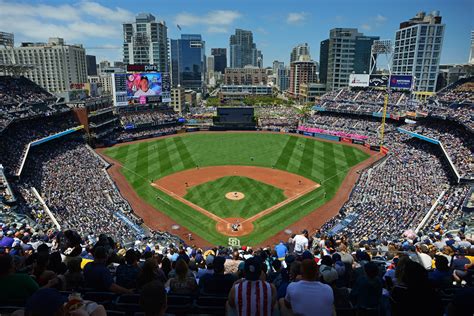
left=320, top=266, right=338, bottom=284
left=205, top=254, right=215, bottom=266
left=25, top=289, right=67, bottom=316
left=301, top=229, right=308, bottom=234
left=244, top=256, right=262, bottom=281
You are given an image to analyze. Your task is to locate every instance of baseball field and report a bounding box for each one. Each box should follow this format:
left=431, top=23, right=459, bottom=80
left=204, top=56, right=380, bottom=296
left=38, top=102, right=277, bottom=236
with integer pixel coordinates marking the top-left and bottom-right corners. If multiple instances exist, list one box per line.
left=102, top=132, right=371, bottom=245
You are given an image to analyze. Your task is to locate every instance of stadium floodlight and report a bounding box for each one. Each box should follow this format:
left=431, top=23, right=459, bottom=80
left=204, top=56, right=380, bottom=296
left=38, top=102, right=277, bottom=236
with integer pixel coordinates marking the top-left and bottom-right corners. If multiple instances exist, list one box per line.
left=370, top=40, right=393, bottom=75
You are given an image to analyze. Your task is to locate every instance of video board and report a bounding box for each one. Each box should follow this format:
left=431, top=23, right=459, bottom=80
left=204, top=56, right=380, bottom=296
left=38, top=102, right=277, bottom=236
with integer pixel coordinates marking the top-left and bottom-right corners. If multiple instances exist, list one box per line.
left=112, top=72, right=171, bottom=106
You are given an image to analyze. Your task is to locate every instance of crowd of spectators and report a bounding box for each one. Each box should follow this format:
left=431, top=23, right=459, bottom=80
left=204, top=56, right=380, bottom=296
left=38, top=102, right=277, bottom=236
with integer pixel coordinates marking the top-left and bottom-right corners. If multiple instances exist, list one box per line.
left=402, top=120, right=473, bottom=179
left=119, top=110, right=178, bottom=127
left=0, top=220, right=471, bottom=315
left=0, top=113, right=78, bottom=176
left=300, top=113, right=393, bottom=145
left=111, top=126, right=180, bottom=141
left=19, top=138, right=144, bottom=244
left=255, top=106, right=300, bottom=130
left=331, top=134, right=451, bottom=241
left=436, top=80, right=474, bottom=106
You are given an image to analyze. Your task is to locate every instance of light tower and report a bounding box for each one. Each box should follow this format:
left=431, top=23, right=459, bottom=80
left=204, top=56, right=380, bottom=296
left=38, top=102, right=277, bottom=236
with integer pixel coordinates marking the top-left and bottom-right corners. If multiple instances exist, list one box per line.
left=370, top=40, right=393, bottom=148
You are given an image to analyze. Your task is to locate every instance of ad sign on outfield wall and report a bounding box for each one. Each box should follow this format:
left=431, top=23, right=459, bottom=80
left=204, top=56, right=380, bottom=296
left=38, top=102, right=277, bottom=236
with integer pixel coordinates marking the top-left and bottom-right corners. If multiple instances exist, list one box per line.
left=389, top=75, right=413, bottom=90
left=349, top=74, right=369, bottom=87
left=368, top=75, right=389, bottom=87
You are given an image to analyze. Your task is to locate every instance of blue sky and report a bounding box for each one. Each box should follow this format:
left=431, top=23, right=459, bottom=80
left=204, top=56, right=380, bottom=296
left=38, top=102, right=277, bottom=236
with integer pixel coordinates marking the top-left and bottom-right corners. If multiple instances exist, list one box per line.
left=0, top=0, right=472, bottom=67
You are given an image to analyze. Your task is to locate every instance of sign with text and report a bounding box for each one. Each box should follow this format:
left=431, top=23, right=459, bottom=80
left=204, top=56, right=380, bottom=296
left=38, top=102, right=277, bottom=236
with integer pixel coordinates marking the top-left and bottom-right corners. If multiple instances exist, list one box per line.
left=369, top=75, right=389, bottom=87
left=389, top=75, right=413, bottom=90
left=349, top=74, right=369, bottom=87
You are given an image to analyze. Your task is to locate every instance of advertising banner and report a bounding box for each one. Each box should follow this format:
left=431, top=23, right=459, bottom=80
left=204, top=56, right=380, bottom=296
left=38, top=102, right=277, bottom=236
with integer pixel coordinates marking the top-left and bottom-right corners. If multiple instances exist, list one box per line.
left=341, top=137, right=352, bottom=143
left=370, top=145, right=381, bottom=151
left=352, top=139, right=365, bottom=145
left=368, top=75, right=389, bottom=87
left=389, top=75, right=413, bottom=90
left=298, top=126, right=368, bottom=141
left=349, top=74, right=369, bottom=87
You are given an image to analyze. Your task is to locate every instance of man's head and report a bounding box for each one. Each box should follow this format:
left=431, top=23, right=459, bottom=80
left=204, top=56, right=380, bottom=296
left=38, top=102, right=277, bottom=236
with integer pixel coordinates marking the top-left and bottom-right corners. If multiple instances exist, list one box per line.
left=140, top=281, right=167, bottom=316
left=244, top=256, right=262, bottom=281
left=93, top=246, right=108, bottom=262
left=301, top=259, right=318, bottom=281
left=213, top=256, right=226, bottom=274
left=140, top=76, right=149, bottom=92
left=25, top=288, right=67, bottom=316
left=125, top=249, right=138, bottom=265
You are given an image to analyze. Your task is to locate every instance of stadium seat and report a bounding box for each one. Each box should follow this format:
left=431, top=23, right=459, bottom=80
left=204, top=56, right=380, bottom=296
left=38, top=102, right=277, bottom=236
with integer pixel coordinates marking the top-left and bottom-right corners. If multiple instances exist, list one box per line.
left=194, top=295, right=228, bottom=314
left=83, top=292, right=117, bottom=309
left=113, top=294, right=142, bottom=315
left=166, top=294, right=194, bottom=315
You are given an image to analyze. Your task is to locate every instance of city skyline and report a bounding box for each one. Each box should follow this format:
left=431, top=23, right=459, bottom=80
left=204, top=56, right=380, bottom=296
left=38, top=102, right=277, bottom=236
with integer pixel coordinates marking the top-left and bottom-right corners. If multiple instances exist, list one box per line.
left=0, top=0, right=472, bottom=67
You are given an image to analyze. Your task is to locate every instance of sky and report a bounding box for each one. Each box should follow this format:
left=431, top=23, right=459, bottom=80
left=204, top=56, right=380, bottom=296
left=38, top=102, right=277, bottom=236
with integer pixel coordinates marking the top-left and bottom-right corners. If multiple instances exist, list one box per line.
left=0, top=0, right=472, bottom=67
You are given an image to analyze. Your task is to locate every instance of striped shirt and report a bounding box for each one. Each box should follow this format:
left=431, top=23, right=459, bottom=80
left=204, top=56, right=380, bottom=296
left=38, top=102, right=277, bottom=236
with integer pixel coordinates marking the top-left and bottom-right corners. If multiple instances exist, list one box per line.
left=234, top=280, right=273, bottom=316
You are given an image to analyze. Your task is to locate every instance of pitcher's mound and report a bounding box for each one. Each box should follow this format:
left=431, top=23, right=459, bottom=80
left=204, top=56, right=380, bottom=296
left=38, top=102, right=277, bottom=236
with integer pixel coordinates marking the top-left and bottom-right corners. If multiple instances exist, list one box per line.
left=225, top=192, right=245, bottom=200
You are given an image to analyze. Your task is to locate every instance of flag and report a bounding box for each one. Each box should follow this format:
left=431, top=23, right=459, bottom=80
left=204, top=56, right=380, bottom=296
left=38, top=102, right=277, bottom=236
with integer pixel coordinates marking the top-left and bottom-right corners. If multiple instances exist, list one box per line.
left=177, top=24, right=182, bottom=31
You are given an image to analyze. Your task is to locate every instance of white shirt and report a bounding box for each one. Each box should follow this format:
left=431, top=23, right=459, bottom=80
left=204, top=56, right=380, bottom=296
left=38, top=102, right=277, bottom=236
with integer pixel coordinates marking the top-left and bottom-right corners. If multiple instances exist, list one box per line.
left=293, top=235, right=308, bottom=254
left=285, top=280, right=334, bottom=316
left=417, top=253, right=433, bottom=270
left=134, top=88, right=155, bottom=97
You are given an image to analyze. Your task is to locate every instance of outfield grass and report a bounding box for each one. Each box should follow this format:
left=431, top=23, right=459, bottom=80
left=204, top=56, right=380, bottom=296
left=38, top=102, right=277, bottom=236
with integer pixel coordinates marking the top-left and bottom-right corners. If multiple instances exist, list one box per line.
left=184, top=176, right=286, bottom=219
left=104, top=132, right=370, bottom=245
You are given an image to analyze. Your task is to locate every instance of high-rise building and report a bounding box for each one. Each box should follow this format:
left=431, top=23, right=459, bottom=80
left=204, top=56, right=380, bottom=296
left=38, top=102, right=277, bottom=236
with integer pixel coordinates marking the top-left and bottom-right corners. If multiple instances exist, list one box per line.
left=229, top=29, right=262, bottom=68
left=319, top=39, right=329, bottom=84
left=170, top=34, right=206, bottom=91
left=470, top=31, right=474, bottom=64
left=392, top=11, right=445, bottom=92
left=289, top=55, right=318, bottom=96
left=211, top=48, right=227, bottom=73
left=122, top=13, right=169, bottom=71
left=290, top=43, right=310, bottom=63
left=224, top=67, right=267, bottom=85
left=0, top=37, right=87, bottom=92
left=86, top=55, right=97, bottom=76
left=206, top=55, right=215, bottom=86
left=277, top=66, right=290, bottom=92
left=0, top=31, right=14, bottom=47
left=320, top=28, right=379, bottom=91
left=272, top=60, right=284, bottom=75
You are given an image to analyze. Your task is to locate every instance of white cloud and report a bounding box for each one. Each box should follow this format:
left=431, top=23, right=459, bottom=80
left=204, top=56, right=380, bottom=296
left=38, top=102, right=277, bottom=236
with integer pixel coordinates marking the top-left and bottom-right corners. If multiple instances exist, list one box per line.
left=375, top=14, right=387, bottom=23
left=287, top=12, right=306, bottom=24
left=175, top=10, right=241, bottom=27
left=360, top=24, right=372, bottom=31
left=78, top=1, right=134, bottom=23
left=207, top=26, right=228, bottom=34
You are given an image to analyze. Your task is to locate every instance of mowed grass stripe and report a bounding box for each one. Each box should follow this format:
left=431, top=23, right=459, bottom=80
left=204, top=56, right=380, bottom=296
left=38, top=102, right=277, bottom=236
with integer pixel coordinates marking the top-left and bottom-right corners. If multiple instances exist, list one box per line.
left=298, top=138, right=315, bottom=175
left=173, top=137, right=196, bottom=169
left=274, top=136, right=298, bottom=169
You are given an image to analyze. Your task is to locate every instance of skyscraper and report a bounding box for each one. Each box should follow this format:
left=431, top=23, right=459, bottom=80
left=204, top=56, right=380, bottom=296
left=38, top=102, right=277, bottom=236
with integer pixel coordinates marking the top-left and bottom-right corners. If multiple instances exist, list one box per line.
left=122, top=13, right=169, bottom=71
left=211, top=48, right=227, bottom=73
left=290, top=43, right=310, bottom=63
left=392, top=11, right=445, bottom=92
left=320, top=28, right=379, bottom=91
left=289, top=55, right=318, bottom=96
left=86, top=55, right=97, bottom=76
left=170, top=34, right=206, bottom=91
left=229, top=29, right=262, bottom=68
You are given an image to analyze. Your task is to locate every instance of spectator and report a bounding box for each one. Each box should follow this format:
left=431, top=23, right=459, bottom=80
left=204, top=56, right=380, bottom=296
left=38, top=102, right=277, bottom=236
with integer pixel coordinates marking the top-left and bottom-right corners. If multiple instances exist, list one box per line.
left=199, top=256, right=236, bottom=296
left=293, top=230, right=309, bottom=256
left=83, top=246, right=131, bottom=294
left=165, top=259, right=197, bottom=295
left=0, top=254, right=39, bottom=302
left=228, top=256, right=277, bottom=316
left=116, top=249, right=140, bottom=289
left=280, top=259, right=334, bottom=316
left=140, top=281, right=167, bottom=316
left=350, top=261, right=383, bottom=312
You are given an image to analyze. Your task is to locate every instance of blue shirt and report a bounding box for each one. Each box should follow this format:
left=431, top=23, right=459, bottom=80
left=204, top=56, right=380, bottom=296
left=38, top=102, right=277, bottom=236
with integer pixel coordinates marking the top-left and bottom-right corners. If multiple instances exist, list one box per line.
left=275, top=243, right=288, bottom=259
left=83, top=262, right=114, bottom=291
